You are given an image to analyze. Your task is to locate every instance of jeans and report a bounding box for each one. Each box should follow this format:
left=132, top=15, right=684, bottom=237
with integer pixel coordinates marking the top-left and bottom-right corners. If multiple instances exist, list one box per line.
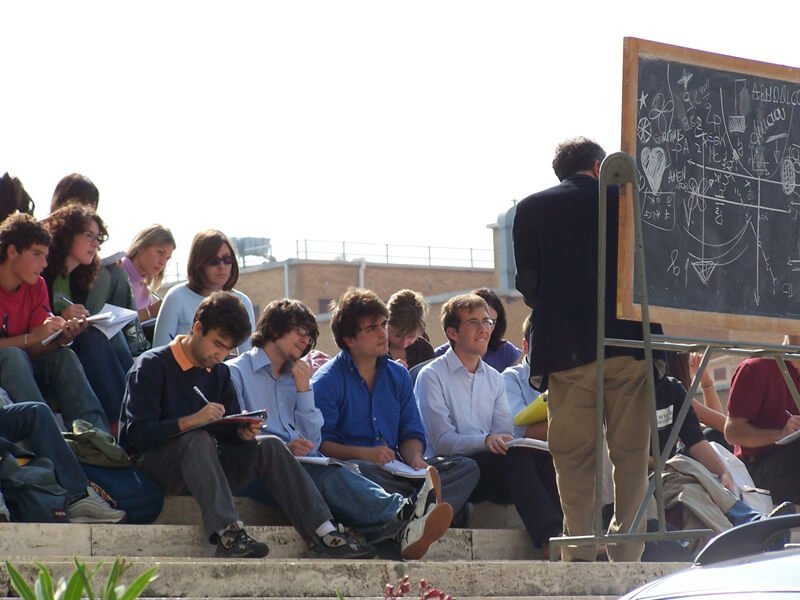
left=303, top=463, right=407, bottom=542
left=0, top=402, right=88, bottom=503
left=0, top=347, right=109, bottom=432
left=725, top=499, right=763, bottom=526
left=71, top=328, right=132, bottom=425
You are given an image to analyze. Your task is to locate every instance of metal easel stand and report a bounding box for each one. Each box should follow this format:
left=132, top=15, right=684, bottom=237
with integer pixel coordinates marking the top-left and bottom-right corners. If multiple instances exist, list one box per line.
left=548, top=152, right=712, bottom=561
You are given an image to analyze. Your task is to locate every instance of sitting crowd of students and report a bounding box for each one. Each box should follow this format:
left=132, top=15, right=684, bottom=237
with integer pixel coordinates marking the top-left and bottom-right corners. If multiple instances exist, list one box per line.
left=1, top=170, right=797, bottom=563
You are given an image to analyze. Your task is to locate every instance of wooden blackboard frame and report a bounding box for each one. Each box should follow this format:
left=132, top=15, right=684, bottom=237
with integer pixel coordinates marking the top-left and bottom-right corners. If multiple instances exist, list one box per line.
left=620, top=37, right=800, bottom=334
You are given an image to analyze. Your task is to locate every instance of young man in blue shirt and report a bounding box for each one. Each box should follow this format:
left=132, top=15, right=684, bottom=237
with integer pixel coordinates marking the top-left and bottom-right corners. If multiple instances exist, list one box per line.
left=119, top=291, right=372, bottom=559
left=311, top=288, right=479, bottom=525
left=227, top=298, right=452, bottom=559
left=415, top=294, right=562, bottom=551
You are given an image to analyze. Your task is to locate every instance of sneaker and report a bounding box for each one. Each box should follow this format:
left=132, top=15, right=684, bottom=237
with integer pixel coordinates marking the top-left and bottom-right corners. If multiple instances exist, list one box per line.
left=306, top=523, right=376, bottom=559
left=400, top=502, right=453, bottom=560
left=413, top=466, right=442, bottom=518
left=67, top=487, right=126, bottom=524
left=215, top=527, right=269, bottom=558
left=766, top=501, right=797, bottom=519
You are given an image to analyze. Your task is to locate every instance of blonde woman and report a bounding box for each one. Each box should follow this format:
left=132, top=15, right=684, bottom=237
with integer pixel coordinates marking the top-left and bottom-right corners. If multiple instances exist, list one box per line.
left=120, top=225, right=176, bottom=323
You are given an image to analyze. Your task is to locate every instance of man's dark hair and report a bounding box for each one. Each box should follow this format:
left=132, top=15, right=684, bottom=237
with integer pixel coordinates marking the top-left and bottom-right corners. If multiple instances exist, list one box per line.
left=472, top=288, right=508, bottom=352
left=0, top=173, right=35, bottom=223
left=330, top=287, right=388, bottom=350
left=551, top=137, right=606, bottom=181
left=0, top=213, right=51, bottom=263
left=252, top=299, right=318, bottom=355
left=193, top=291, right=251, bottom=347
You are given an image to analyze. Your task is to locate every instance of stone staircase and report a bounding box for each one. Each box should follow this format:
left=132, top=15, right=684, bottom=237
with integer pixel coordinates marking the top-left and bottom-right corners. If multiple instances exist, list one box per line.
left=0, top=498, right=688, bottom=599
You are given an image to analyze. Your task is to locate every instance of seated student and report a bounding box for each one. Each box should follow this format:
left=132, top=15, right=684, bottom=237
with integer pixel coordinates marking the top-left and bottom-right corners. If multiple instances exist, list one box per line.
left=154, top=230, right=254, bottom=354
left=649, top=352, right=794, bottom=531
left=434, top=288, right=521, bottom=372
left=387, top=289, right=435, bottom=369
left=502, top=314, right=547, bottom=441
left=416, top=294, right=562, bottom=550
left=725, top=336, right=800, bottom=505
left=0, top=399, right=125, bottom=523
left=0, top=213, right=108, bottom=430
left=50, top=173, right=99, bottom=212
left=311, top=288, right=479, bottom=525
left=119, top=291, right=373, bottom=559
left=0, top=172, right=35, bottom=223
left=119, top=225, right=175, bottom=326
left=42, top=205, right=133, bottom=427
left=227, top=299, right=452, bottom=559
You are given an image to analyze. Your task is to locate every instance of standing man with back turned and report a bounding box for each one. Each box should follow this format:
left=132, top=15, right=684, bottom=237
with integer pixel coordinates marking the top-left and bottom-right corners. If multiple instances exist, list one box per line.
left=512, top=137, right=658, bottom=562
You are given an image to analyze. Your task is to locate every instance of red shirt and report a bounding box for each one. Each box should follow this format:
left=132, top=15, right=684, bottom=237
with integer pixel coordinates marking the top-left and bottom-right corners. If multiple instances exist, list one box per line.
left=0, top=277, right=52, bottom=338
left=727, top=357, right=800, bottom=461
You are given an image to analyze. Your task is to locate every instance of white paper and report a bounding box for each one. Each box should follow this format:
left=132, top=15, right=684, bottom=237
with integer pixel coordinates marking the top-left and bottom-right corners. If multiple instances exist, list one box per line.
left=505, top=437, right=550, bottom=453
left=90, top=304, right=138, bottom=340
left=381, top=459, right=428, bottom=479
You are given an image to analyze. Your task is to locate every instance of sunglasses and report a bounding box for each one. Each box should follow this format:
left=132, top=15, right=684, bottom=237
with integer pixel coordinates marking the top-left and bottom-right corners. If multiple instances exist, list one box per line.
left=207, top=255, right=235, bottom=267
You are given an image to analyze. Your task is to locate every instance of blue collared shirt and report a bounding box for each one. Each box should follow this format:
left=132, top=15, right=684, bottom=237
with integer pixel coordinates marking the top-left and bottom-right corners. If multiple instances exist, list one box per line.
left=415, top=348, right=512, bottom=457
left=226, top=347, right=323, bottom=450
left=501, top=358, right=541, bottom=438
left=310, top=351, right=427, bottom=452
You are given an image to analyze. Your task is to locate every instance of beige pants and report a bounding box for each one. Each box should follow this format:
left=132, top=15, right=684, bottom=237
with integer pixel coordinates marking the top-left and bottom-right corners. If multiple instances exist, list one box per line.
left=548, top=356, right=651, bottom=562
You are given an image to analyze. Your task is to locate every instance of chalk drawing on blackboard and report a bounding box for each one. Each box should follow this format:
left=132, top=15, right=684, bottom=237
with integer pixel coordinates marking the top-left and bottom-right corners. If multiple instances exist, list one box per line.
left=642, top=147, right=668, bottom=192
left=637, top=118, right=652, bottom=143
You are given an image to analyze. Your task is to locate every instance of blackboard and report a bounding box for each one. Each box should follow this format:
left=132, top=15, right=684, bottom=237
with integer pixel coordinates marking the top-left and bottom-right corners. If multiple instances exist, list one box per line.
left=619, top=38, right=800, bottom=334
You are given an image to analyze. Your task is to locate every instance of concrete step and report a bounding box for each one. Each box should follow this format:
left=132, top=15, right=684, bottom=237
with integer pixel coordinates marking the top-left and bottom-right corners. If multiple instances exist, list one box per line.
left=0, top=558, right=684, bottom=599
left=1, top=523, right=540, bottom=561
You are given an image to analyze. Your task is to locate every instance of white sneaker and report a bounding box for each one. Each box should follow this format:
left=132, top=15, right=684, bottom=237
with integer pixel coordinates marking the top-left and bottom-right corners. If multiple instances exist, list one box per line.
left=400, top=502, right=453, bottom=560
left=413, top=466, right=442, bottom=518
left=67, top=487, right=126, bottom=524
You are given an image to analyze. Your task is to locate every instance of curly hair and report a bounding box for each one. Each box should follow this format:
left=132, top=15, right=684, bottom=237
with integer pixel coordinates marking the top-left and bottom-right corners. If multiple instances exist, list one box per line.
left=251, top=299, right=318, bottom=355
left=551, top=137, right=605, bottom=181
left=42, top=204, right=107, bottom=294
left=0, top=213, right=50, bottom=263
left=329, top=287, right=388, bottom=351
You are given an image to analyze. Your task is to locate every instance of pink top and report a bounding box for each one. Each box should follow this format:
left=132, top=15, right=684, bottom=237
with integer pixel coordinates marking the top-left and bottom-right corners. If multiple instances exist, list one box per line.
left=121, top=256, right=152, bottom=310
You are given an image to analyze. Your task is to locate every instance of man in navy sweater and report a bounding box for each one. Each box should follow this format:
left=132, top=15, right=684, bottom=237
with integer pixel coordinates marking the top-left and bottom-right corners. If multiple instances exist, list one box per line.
left=119, top=291, right=372, bottom=559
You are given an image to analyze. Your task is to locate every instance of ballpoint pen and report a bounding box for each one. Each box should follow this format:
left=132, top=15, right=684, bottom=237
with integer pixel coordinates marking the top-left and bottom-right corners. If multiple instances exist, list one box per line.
left=287, top=422, right=306, bottom=440
left=193, top=386, right=210, bottom=404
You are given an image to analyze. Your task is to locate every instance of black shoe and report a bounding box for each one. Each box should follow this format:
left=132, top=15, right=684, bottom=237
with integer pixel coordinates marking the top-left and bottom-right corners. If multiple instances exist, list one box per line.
left=215, top=528, right=269, bottom=558
left=306, top=524, right=376, bottom=559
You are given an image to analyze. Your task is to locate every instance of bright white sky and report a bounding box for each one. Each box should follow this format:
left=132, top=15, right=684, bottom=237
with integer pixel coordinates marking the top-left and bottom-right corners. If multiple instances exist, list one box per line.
left=3, top=0, right=797, bottom=276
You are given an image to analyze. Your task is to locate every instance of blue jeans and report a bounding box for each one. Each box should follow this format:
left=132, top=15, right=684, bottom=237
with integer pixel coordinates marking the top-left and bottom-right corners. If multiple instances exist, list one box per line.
left=303, top=463, right=407, bottom=542
left=0, top=347, right=108, bottom=431
left=71, top=328, right=132, bottom=425
left=0, top=402, right=88, bottom=503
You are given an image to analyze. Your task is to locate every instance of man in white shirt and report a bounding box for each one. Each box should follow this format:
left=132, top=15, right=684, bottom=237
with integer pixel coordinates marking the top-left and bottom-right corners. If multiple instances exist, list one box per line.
left=415, top=293, right=562, bottom=550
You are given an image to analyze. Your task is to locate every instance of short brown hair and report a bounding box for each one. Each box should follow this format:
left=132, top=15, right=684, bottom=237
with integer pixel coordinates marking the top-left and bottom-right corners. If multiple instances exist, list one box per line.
left=551, top=137, right=605, bottom=181
left=440, top=293, right=489, bottom=347
left=186, top=230, right=239, bottom=293
left=330, top=287, right=388, bottom=350
left=387, top=289, right=428, bottom=337
left=252, top=299, right=318, bottom=355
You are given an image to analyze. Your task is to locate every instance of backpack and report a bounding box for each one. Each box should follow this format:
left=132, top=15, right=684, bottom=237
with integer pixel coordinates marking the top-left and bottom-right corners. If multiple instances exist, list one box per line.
left=0, top=438, right=68, bottom=522
left=82, top=464, right=164, bottom=524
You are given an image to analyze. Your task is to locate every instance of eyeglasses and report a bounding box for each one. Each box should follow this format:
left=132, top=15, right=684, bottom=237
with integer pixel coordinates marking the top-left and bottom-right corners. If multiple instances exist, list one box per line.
left=294, top=326, right=313, bottom=339
left=359, top=319, right=388, bottom=335
left=207, top=255, right=235, bottom=267
left=81, top=231, right=107, bottom=245
left=462, top=318, right=496, bottom=330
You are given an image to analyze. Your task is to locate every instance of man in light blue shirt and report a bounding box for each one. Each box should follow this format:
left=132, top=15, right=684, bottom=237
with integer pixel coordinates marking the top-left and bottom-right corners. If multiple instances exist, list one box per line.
left=415, top=293, right=561, bottom=550
left=228, top=298, right=452, bottom=560
left=502, top=314, right=547, bottom=440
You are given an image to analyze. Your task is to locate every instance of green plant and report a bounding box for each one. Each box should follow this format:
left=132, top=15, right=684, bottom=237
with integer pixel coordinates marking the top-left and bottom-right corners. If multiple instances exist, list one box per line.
left=3, top=557, right=157, bottom=600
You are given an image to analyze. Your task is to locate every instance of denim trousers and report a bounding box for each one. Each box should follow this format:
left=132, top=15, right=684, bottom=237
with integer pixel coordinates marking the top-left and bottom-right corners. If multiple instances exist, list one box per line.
left=0, top=347, right=109, bottom=432
left=0, top=401, right=88, bottom=502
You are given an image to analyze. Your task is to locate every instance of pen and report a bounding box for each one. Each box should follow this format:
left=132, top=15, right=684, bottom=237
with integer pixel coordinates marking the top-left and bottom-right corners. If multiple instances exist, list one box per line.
left=287, top=422, right=306, bottom=440
left=786, top=410, right=794, bottom=418
left=151, top=291, right=162, bottom=301
left=193, top=386, right=210, bottom=404
left=59, top=295, right=74, bottom=305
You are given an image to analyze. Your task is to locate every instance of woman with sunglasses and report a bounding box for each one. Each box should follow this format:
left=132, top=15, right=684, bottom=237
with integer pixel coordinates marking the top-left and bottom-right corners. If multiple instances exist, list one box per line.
left=42, top=204, right=134, bottom=429
left=153, top=229, right=255, bottom=353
